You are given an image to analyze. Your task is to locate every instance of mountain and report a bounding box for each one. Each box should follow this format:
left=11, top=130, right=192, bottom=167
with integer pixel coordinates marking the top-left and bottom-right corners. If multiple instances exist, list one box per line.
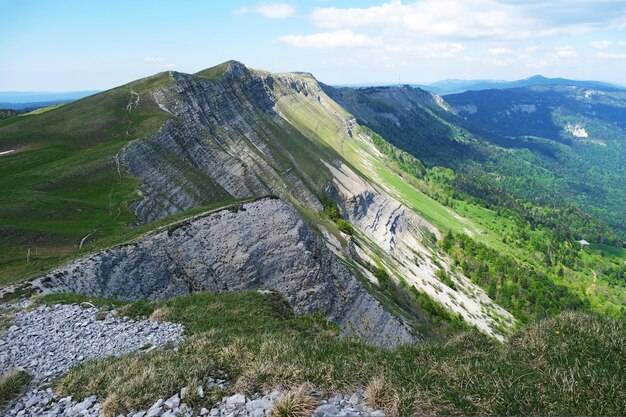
left=421, top=75, right=626, bottom=95
left=1, top=61, right=625, bottom=416
left=445, top=85, right=626, bottom=236
left=0, top=91, right=99, bottom=111
left=0, top=60, right=517, bottom=344
left=324, top=82, right=625, bottom=316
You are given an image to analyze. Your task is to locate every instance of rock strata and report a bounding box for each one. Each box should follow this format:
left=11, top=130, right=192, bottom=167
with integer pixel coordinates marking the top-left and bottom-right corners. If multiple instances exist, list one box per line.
left=32, top=199, right=414, bottom=347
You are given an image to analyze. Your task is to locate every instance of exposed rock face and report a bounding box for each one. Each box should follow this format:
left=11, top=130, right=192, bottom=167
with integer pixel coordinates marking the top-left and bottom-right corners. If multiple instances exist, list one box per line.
left=37, top=198, right=414, bottom=347
left=121, top=63, right=324, bottom=223
left=325, top=161, right=515, bottom=340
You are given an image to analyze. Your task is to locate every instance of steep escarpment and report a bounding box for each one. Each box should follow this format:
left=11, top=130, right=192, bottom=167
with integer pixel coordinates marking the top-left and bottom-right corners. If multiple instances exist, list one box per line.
left=324, top=162, right=514, bottom=338
left=1, top=60, right=516, bottom=344
left=111, top=61, right=517, bottom=338
left=121, top=63, right=331, bottom=223
left=35, top=198, right=414, bottom=347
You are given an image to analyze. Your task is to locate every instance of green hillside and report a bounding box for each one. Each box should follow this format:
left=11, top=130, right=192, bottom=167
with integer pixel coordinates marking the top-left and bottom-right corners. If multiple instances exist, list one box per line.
left=444, top=86, right=626, bottom=237
left=0, top=73, right=174, bottom=285
left=1, top=61, right=623, bottom=326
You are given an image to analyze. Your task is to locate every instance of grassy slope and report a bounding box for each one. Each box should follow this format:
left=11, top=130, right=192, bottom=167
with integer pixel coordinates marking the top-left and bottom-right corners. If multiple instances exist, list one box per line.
left=45, top=292, right=626, bottom=417
left=276, top=76, right=525, bottom=257
left=0, top=73, right=174, bottom=285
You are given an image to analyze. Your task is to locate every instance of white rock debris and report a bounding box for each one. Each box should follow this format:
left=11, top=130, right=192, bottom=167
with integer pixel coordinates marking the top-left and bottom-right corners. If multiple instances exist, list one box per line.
left=5, top=388, right=384, bottom=417
left=0, top=303, right=185, bottom=381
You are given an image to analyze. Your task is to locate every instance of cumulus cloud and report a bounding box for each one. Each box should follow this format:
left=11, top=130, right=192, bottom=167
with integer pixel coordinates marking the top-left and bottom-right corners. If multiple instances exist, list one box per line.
left=310, top=0, right=536, bottom=40
left=589, top=40, right=613, bottom=49
left=236, top=3, right=296, bottom=19
left=490, top=47, right=514, bottom=55
left=279, top=30, right=372, bottom=48
left=308, top=0, right=626, bottom=41
left=597, top=51, right=626, bottom=59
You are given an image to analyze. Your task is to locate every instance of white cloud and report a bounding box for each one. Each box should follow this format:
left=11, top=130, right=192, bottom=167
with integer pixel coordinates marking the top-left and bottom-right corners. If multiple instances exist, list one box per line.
left=553, top=45, right=578, bottom=58
left=143, top=56, right=165, bottom=63
left=411, top=42, right=466, bottom=58
left=236, top=3, right=296, bottom=19
left=310, top=0, right=537, bottom=40
left=597, top=51, right=626, bottom=59
left=163, top=63, right=176, bottom=68
left=256, top=3, right=296, bottom=18
left=589, top=40, right=613, bottom=49
left=618, top=40, right=626, bottom=47
left=490, top=47, right=513, bottom=55
left=279, top=30, right=372, bottom=48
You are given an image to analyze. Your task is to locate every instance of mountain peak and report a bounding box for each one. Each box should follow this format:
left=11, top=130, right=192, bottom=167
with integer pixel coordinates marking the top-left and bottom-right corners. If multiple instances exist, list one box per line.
left=195, top=60, right=249, bottom=80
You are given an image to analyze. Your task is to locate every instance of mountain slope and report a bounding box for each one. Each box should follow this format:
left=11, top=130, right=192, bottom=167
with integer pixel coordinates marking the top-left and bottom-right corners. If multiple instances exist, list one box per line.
left=323, top=83, right=625, bottom=317
left=0, top=73, right=175, bottom=283
left=0, top=61, right=518, bottom=341
left=445, top=85, right=626, bottom=236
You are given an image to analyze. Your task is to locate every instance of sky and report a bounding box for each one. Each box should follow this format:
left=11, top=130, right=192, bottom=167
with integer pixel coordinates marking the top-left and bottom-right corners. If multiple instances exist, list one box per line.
left=3, top=0, right=626, bottom=91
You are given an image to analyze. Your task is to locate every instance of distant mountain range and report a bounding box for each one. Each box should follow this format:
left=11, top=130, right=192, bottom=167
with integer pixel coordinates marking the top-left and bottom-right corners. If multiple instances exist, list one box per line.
left=0, top=90, right=99, bottom=110
left=335, top=75, right=626, bottom=95
left=4, top=75, right=624, bottom=111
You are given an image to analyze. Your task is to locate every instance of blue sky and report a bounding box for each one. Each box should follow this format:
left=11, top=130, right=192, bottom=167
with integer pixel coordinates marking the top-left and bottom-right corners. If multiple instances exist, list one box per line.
left=3, top=0, right=626, bottom=90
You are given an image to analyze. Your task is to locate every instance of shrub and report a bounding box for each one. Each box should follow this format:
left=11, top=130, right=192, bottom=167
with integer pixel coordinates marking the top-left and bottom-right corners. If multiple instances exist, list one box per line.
left=321, top=195, right=341, bottom=222
left=436, top=269, right=457, bottom=290
left=372, top=266, right=390, bottom=284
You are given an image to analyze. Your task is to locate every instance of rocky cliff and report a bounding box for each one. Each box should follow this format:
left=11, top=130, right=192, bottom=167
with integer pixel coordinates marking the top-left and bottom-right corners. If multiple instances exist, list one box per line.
left=1, top=60, right=516, bottom=345
left=36, top=198, right=415, bottom=347
left=121, top=63, right=328, bottom=223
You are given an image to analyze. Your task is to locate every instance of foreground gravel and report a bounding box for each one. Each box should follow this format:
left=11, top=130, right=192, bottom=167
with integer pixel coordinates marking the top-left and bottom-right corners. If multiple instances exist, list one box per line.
left=5, top=387, right=385, bottom=417
left=0, top=303, right=185, bottom=381
left=1, top=303, right=385, bottom=417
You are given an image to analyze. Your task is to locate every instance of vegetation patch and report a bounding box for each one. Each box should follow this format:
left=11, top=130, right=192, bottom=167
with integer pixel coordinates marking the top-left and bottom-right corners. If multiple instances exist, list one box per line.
left=0, top=369, right=31, bottom=409
left=54, top=291, right=626, bottom=417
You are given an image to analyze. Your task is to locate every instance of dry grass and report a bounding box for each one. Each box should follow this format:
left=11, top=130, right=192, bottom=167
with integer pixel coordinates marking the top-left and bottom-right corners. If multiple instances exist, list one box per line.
left=149, top=307, right=170, bottom=322
left=271, top=384, right=317, bottom=417
left=101, top=393, right=122, bottom=416
left=364, top=377, right=400, bottom=416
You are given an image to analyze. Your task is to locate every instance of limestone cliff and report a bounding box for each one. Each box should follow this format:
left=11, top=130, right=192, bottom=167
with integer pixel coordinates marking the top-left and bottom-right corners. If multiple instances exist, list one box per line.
left=36, top=198, right=415, bottom=347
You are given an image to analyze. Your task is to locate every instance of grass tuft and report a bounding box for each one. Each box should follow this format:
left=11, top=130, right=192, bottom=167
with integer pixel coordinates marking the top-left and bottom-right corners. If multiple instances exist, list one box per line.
left=0, top=369, right=31, bottom=409
left=364, top=377, right=400, bottom=416
left=271, top=384, right=317, bottom=417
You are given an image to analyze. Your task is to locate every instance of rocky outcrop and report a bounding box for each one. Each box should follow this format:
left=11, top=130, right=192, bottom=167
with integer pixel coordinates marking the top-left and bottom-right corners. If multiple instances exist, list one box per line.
left=36, top=198, right=414, bottom=347
left=6, top=387, right=385, bottom=417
